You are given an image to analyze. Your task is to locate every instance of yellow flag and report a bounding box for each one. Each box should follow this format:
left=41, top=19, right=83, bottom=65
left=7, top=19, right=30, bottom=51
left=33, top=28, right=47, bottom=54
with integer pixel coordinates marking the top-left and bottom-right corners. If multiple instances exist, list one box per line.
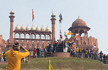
left=49, top=60, right=53, bottom=70
left=67, top=31, right=72, bottom=36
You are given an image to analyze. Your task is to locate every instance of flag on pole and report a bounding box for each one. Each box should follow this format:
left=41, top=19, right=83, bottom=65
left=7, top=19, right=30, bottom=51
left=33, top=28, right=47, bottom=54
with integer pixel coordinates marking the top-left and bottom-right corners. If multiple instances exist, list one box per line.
left=32, top=9, right=34, bottom=21
left=49, top=60, right=53, bottom=70
left=64, top=31, right=67, bottom=38
left=60, top=30, right=62, bottom=34
left=59, top=13, right=63, bottom=23
left=67, top=31, right=72, bottom=36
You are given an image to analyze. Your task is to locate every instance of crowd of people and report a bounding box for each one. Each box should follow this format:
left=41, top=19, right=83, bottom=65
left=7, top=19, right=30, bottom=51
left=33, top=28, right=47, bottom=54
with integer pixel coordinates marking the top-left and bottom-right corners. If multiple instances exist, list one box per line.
left=0, top=41, right=108, bottom=64
left=44, top=41, right=108, bottom=64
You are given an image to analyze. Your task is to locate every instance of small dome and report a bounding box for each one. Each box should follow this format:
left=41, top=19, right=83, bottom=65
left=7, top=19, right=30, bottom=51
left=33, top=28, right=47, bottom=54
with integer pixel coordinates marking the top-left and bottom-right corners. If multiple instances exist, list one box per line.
left=46, top=26, right=50, bottom=31
left=26, top=26, right=30, bottom=30
left=41, top=26, right=45, bottom=31
left=36, top=26, right=40, bottom=31
left=15, top=25, right=20, bottom=30
left=10, top=10, right=14, bottom=14
left=21, top=25, right=25, bottom=30
left=72, top=17, right=87, bottom=27
left=31, top=25, right=35, bottom=30
left=51, top=13, right=56, bottom=17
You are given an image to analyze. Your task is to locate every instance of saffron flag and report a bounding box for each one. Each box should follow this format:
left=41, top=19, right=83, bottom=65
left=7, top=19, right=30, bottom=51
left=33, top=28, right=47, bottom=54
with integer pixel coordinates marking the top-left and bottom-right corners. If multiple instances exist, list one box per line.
left=49, top=60, right=53, bottom=70
left=59, top=13, right=63, bottom=23
left=32, top=9, right=34, bottom=21
left=75, top=33, right=78, bottom=38
left=47, top=35, right=49, bottom=39
left=67, top=31, right=72, bottom=36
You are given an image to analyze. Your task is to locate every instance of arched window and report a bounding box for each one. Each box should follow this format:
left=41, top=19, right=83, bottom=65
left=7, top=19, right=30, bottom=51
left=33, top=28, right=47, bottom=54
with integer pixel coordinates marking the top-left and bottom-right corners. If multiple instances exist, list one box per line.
left=46, top=35, right=50, bottom=39
left=81, top=33, right=84, bottom=37
left=80, top=30, right=84, bottom=37
left=36, top=34, right=40, bottom=39
left=41, top=34, right=45, bottom=39
left=21, top=33, right=24, bottom=38
left=26, top=34, right=30, bottom=38
left=31, top=33, right=35, bottom=39
left=15, top=33, right=19, bottom=38
left=74, top=30, right=79, bottom=36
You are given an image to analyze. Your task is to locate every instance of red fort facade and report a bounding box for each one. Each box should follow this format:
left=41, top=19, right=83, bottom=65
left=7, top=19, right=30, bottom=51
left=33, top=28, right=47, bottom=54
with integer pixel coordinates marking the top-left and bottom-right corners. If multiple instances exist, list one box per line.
left=0, top=11, right=98, bottom=54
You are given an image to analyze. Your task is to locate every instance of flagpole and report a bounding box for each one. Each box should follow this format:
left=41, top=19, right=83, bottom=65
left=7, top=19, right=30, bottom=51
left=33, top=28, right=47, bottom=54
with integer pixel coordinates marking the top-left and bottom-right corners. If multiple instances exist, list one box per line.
left=32, top=20, right=33, bottom=26
left=60, top=22, right=61, bottom=33
left=60, top=23, right=61, bottom=33
left=32, top=21, right=33, bottom=26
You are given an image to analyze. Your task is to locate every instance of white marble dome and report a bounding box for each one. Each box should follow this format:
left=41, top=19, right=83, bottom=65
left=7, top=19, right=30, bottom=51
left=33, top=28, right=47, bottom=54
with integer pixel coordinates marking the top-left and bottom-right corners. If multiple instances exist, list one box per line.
left=26, top=26, right=30, bottom=30
left=41, top=26, right=45, bottom=31
left=36, top=26, right=40, bottom=31
left=21, top=25, right=25, bottom=30
left=31, top=25, right=35, bottom=30
left=15, top=25, right=20, bottom=30
left=46, top=26, right=50, bottom=31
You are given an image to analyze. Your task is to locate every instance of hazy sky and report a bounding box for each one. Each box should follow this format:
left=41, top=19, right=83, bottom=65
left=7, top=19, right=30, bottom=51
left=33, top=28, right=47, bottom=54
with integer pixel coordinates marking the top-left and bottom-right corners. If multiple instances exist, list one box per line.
left=0, top=0, right=108, bottom=54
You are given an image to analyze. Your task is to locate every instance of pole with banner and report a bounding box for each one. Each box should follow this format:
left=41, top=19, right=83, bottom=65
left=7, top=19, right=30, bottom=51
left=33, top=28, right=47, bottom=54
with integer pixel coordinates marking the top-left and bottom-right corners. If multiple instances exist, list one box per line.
left=59, top=13, right=63, bottom=41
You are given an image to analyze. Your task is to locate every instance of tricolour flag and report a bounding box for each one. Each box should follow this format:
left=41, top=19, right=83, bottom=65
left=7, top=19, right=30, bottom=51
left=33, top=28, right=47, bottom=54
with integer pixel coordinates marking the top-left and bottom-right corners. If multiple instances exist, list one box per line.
left=59, top=13, right=63, bottom=23
left=64, top=31, right=67, bottom=38
left=49, top=60, right=53, bottom=70
left=60, top=30, right=62, bottom=34
left=32, top=9, right=34, bottom=21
